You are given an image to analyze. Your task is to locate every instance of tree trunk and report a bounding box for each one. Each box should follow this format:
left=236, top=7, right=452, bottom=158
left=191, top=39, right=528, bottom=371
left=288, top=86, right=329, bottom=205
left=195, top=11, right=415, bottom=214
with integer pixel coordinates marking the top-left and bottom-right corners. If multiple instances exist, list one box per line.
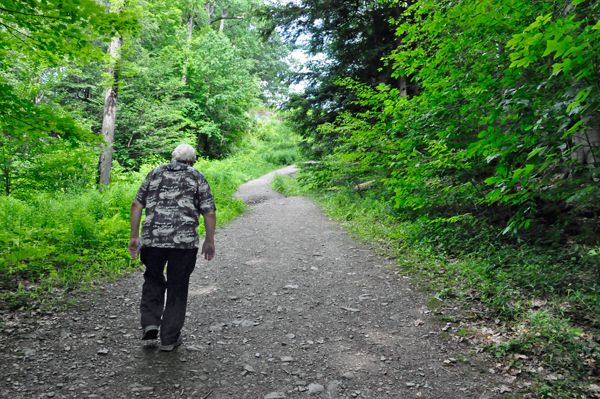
left=98, top=35, right=123, bottom=187
left=571, top=116, right=600, bottom=167
left=394, top=4, right=407, bottom=98
left=3, top=165, right=8, bottom=196
left=219, top=7, right=229, bottom=33
left=197, top=133, right=210, bottom=156
left=207, top=1, right=248, bottom=32
left=399, top=75, right=407, bottom=98
left=205, top=1, right=215, bottom=24
left=569, top=1, right=599, bottom=169
left=182, top=13, right=194, bottom=84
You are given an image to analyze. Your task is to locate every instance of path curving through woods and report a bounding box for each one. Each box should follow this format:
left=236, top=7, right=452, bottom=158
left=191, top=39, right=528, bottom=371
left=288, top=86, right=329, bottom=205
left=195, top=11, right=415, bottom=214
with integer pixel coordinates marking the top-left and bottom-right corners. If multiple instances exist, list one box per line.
left=0, top=166, right=507, bottom=399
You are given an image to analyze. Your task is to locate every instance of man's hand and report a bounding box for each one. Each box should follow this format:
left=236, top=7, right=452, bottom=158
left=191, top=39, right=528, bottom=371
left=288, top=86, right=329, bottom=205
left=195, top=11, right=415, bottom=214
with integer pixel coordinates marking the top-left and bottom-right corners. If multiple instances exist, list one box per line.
left=202, top=240, right=215, bottom=261
left=129, top=238, right=141, bottom=260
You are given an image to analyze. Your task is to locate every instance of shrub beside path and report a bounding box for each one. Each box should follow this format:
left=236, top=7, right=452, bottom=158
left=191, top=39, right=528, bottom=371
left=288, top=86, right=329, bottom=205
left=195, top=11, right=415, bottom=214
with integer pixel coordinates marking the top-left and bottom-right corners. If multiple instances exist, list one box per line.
left=0, top=166, right=509, bottom=398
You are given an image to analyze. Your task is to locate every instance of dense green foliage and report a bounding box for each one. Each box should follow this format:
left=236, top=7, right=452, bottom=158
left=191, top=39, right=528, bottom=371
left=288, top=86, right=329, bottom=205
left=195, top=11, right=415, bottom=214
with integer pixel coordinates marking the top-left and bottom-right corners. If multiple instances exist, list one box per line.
left=0, top=0, right=138, bottom=195
left=0, top=119, right=300, bottom=309
left=274, top=0, right=600, bottom=239
left=292, top=0, right=600, bottom=269
left=4, top=0, right=600, bottom=394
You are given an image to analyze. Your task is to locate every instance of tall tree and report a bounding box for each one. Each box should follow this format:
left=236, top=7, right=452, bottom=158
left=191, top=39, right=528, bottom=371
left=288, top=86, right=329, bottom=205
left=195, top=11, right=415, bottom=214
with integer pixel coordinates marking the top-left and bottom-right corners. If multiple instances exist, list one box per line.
left=263, top=0, right=408, bottom=156
left=3, top=0, right=291, bottom=179
left=182, top=10, right=194, bottom=83
left=98, top=35, right=123, bottom=186
left=103, top=0, right=286, bottom=163
left=0, top=0, right=138, bottom=194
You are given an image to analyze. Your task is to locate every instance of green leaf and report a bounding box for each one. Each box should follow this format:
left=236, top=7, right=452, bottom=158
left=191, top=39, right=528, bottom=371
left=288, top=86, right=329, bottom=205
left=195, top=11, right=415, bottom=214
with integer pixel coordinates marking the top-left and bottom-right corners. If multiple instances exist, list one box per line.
left=542, top=40, right=559, bottom=57
left=527, top=147, right=544, bottom=160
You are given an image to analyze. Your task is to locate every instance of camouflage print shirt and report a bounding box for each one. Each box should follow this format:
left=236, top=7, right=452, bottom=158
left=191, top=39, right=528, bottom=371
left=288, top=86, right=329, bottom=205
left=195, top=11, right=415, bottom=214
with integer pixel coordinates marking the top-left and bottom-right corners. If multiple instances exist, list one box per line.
left=134, top=161, right=217, bottom=249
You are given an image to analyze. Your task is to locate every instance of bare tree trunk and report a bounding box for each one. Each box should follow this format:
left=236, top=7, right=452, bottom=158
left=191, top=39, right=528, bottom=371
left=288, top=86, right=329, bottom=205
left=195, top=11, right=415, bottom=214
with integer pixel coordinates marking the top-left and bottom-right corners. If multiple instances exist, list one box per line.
left=205, top=1, right=215, bottom=24
left=98, top=35, right=123, bottom=187
left=3, top=166, right=8, bottom=196
left=219, top=6, right=230, bottom=32
left=182, top=13, right=193, bottom=84
left=394, top=4, right=407, bottom=98
left=197, top=132, right=210, bottom=156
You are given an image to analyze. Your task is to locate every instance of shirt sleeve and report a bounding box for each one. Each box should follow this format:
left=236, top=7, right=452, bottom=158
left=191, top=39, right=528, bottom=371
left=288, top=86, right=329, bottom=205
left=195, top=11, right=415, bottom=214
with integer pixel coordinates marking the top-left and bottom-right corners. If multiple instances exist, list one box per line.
left=197, top=173, right=217, bottom=214
left=134, top=170, right=153, bottom=207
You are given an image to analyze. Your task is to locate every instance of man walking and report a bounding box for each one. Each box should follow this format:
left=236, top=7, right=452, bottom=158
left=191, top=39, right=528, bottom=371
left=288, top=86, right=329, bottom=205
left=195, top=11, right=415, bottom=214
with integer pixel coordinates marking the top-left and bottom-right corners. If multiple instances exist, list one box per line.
left=128, top=143, right=216, bottom=351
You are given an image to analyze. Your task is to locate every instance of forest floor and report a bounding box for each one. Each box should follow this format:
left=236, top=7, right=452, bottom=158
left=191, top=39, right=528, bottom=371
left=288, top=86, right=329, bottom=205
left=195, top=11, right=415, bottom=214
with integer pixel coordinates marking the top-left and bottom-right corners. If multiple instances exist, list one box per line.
left=0, top=166, right=520, bottom=399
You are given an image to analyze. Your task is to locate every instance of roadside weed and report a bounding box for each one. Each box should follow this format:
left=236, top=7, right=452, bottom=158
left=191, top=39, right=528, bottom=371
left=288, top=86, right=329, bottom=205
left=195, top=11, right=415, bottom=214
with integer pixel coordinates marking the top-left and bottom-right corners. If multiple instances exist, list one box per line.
left=271, top=174, right=308, bottom=197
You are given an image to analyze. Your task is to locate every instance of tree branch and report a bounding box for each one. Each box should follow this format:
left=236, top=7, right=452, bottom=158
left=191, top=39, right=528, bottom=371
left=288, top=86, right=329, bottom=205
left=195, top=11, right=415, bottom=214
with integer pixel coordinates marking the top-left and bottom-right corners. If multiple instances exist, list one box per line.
left=0, top=7, right=69, bottom=20
left=0, top=21, right=45, bottom=45
left=210, top=14, right=246, bottom=23
left=224, top=20, right=247, bottom=31
left=0, top=111, right=36, bottom=128
left=205, top=1, right=216, bottom=23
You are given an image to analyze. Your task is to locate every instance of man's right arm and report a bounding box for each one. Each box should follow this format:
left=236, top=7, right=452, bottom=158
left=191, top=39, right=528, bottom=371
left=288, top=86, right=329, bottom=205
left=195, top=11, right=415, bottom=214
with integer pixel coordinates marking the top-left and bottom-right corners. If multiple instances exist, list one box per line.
left=201, top=211, right=216, bottom=261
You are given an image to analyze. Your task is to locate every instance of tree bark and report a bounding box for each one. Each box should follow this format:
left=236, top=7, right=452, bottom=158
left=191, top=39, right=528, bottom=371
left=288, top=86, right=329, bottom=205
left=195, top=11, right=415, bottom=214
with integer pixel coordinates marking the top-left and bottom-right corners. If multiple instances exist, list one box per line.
left=197, top=132, right=210, bottom=156
left=219, top=8, right=228, bottom=32
left=206, top=1, right=250, bottom=32
left=1, top=143, right=9, bottom=196
left=182, top=13, right=193, bottom=84
left=205, top=1, right=215, bottom=24
left=98, top=35, right=123, bottom=187
left=399, top=75, right=407, bottom=98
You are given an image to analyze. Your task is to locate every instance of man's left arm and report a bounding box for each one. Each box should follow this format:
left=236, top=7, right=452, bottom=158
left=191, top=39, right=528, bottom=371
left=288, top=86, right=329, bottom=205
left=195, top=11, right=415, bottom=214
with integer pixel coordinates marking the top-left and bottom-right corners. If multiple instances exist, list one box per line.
left=129, top=201, right=144, bottom=260
left=129, top=169, right=153, bottom=260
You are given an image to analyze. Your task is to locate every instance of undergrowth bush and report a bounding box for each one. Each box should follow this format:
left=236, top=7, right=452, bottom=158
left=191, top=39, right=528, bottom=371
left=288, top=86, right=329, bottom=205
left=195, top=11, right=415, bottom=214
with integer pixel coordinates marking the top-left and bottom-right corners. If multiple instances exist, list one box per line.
left=0, top=118, right=301, bottom=309
left=270, top=175, right=307, bottom=197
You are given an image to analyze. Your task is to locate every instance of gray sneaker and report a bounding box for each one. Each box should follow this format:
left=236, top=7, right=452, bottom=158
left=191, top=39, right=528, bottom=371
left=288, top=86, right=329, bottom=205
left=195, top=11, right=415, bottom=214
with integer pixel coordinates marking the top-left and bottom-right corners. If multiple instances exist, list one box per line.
left=159, top=334, right=183, bottom=352
left=141, top=325, right=159, bottom=340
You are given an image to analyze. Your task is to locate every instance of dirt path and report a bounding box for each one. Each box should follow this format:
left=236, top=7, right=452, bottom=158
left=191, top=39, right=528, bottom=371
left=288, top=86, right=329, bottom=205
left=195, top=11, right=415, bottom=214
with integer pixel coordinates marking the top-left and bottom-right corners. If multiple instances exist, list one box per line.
left=0, top=166, right=507, bottom=399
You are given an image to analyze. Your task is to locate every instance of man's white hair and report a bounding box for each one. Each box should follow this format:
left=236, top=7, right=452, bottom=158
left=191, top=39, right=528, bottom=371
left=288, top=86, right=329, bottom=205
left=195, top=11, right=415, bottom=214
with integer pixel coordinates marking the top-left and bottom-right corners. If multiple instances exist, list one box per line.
left=172, top=144, right=197, bottom=162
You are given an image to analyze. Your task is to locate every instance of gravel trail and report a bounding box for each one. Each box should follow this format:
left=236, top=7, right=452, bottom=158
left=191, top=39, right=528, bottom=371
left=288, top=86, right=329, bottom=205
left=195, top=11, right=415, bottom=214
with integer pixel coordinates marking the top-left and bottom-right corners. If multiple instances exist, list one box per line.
left=0, top=166, right=506, bottom=399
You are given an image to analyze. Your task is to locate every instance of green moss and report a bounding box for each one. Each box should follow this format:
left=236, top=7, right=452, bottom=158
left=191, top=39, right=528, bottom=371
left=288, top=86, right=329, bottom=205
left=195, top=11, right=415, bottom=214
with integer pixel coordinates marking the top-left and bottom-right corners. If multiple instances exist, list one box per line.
left=427, top=296, right=444, bottom=311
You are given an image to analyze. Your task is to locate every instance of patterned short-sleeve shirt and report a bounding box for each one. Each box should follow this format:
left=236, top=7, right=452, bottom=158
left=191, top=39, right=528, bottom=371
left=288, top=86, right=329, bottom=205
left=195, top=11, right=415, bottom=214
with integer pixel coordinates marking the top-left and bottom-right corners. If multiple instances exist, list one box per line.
left=134, top=161, right=217, bottom=249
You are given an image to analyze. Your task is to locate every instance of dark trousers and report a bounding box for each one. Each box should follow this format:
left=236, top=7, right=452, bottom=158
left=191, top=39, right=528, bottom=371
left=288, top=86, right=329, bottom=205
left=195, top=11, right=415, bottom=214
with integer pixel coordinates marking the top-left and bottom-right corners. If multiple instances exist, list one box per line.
left=140, top=247, right=198, bottom=345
